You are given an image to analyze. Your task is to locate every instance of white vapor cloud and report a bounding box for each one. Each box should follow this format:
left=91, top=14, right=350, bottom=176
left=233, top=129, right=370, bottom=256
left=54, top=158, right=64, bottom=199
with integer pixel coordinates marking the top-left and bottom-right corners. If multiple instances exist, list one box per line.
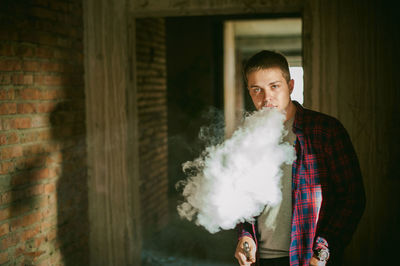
left=176, top=108, right=296, bottom=234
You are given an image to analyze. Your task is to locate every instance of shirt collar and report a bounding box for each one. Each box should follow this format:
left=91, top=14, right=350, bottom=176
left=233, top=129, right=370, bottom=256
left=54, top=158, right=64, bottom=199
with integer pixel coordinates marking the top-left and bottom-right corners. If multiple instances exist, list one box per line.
left=292, top=100, right=304, bottom=132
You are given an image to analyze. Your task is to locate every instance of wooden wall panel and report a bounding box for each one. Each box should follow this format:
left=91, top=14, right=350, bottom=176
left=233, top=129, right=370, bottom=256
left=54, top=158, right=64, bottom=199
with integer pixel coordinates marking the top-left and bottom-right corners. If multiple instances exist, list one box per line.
left=307, top=0, right=400, bottom=264
left=83, top=0, right=142, bottom=265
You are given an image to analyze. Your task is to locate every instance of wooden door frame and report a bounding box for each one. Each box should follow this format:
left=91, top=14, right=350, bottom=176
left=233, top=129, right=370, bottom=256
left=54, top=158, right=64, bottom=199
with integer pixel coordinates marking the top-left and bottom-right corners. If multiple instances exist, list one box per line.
left=84, top=1, right=314, bottom=265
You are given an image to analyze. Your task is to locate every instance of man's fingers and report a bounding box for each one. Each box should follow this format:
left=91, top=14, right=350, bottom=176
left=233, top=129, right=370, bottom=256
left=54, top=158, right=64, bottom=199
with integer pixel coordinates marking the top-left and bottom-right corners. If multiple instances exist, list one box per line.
left=309, top=256, right=326, bottom=266
left=235, top=236, right=256, bottom=265
left=238, top=252, right=248, bottom=265
left=249, top=246, right=256, bottom=262
left=235, top=251, right=251, bottom=266
left=242, top=242, right=255, bottom=263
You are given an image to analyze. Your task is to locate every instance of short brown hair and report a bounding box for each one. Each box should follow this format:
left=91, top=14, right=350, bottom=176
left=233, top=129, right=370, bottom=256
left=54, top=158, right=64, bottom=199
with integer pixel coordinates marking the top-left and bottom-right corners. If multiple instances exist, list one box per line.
left=244, top=50, right=291, bottom=83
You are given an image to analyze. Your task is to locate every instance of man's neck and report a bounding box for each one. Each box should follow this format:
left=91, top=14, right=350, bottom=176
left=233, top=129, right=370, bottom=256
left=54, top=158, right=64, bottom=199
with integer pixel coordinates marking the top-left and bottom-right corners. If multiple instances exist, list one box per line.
left=285, top=101, right=296, bottom=122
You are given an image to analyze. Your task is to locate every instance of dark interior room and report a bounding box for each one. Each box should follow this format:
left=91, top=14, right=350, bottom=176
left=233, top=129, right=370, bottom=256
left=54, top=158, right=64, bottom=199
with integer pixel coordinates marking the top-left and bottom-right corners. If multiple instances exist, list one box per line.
left=0, top=0, right=399, bottom=265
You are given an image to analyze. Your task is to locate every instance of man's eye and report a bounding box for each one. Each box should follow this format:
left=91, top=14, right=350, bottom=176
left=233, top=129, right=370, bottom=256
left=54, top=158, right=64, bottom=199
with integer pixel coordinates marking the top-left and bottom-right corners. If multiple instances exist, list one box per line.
left=271, top=85, right=278, bottom=89
left=253, top=88, right=261, bottom=93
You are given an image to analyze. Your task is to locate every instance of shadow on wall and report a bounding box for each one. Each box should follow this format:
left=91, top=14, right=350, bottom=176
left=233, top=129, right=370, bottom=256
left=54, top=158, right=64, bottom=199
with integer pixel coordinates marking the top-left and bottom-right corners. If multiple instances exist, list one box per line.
left=0, top=0, right=89, bottom=264
left=9, top=97, right=89, bottom=265
left=50, top=97, right=89, bottom=265
left=7, top=76, right=89, bottom=265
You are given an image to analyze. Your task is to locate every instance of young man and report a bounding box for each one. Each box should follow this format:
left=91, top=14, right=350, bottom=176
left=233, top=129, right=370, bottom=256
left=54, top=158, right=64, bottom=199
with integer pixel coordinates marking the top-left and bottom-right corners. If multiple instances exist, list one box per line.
left=234, top=50, right=365, bottom=266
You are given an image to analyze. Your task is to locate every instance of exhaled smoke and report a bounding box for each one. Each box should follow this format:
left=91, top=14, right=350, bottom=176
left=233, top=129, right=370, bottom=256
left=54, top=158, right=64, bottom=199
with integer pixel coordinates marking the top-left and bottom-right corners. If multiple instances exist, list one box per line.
left=176, top=108, right=296, bottom=234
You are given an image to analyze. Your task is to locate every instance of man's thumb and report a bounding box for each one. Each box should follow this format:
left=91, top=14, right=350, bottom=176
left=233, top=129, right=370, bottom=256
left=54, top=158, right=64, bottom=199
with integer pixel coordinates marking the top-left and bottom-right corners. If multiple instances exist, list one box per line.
left=249, top=248, right=256, bottom=262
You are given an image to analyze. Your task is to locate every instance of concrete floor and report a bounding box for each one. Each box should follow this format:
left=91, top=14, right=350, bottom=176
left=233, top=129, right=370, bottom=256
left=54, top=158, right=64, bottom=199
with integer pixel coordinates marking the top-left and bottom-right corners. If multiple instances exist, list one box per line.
left=142, top=197, right=238, bottom=266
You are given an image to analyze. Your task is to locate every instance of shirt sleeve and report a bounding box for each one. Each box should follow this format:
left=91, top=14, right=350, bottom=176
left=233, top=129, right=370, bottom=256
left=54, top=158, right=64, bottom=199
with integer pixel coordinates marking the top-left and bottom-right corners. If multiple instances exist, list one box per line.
left=314, top=120, right=366, bottom=253
left=237, top=222, right=253, bottom=239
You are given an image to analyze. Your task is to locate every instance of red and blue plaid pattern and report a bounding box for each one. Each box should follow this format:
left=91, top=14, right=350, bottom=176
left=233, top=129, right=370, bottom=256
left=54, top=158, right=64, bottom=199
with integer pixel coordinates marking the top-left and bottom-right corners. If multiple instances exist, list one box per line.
left=238, top=102, right=365, bottom=266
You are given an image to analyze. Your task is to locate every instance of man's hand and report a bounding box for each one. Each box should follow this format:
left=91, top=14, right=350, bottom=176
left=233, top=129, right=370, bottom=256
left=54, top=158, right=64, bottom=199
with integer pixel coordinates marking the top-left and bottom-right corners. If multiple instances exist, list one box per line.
left=234, top=236, right=256, bottom=266
left=309, top=255, right=326, bottom=266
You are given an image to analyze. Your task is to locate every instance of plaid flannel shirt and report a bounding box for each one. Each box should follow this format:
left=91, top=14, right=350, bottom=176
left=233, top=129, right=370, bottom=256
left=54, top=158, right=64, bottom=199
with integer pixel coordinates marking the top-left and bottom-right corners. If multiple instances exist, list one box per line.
left=238, top=101, right=366, bottom=266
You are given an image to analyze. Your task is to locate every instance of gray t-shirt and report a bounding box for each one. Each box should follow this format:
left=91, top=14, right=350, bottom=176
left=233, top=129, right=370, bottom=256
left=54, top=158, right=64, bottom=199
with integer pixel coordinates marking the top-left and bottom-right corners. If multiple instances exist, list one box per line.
left=257, top=116, right=296, bottom=258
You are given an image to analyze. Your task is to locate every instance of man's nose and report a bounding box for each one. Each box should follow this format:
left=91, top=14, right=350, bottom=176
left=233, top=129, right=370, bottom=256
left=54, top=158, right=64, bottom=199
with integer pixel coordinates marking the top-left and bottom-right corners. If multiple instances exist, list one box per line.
left=263, top=89, right=272, bottom=102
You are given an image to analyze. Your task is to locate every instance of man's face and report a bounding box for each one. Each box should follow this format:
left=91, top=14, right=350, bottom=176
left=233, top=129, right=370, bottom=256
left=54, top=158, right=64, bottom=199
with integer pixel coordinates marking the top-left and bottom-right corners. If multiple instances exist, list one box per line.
left=247, top=67, right=294, bottom=112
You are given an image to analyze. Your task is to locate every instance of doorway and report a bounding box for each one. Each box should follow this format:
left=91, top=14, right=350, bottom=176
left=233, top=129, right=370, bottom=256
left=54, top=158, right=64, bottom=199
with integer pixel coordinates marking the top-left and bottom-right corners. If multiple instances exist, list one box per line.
left=224, top=18, right=303, bottom=137
left=137, top=14, right=303, bottom=266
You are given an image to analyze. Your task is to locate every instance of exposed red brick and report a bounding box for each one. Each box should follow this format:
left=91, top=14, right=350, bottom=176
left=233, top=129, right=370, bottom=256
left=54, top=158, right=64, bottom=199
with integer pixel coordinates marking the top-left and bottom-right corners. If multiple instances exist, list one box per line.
left=11, top=211, right=42, bottom=229
left=0, top=1, right=87, bottom=263
left=19, top=131, right=38, bottom=144
left=41, top=203, right=57, bottom=218
left=34, top=75, right=66, bottom=86
left=0, top=146, right=23, bottom=160
left=16, top=88, right=40, bottom=100
left=15, top=247, right=25, bottom=258
left=41, top=89, right=66, bottom=100
left=45, top=152, right=62, bottom=164
left=0, top=89, right=14, bottom=100
left=31, top=115, right=50, bottom=128
left=0, top=103, right=17, bottom=115
left=37, top=130, right=51, bottom=141
left=41, top=62, right=69, bottom=73
left=22, top=143, right=44, bottom=156
left=15, top=45, right=35, bottom=57
left=0, top=29, right=18, bottom=42
left=7, top=132, right=20, bottom=144
left=0, top=60, right=22, bottom=71
left=11, top=168, right=50, bottom=187
left=17, top=102, right=36, bottom=114
left=34, top=168, right=50, bottom=180
left=24, top=184, right=45, bottom=198
left=0, top=251, right=8, bottom=264
left=19, top=130, right=52, bottom=143
left=0, top=134, right=6, bottom=145
left=22, top=61, right=41, bottom=72
left=1, top=118, right=11, bottom=130
left=0, top=43, right=14, bottom=56
left=46, top=226, right=57, bottom=241
left=0, top=223, right=9, bottom=237
left=0, top=161, right=15, bottom=175
left=40, top=217, right=57, bottom=232
left=1, top=233, right=20, bottom=249
left=47, top=166, right=60, bottom=178
left=34, top=235, right=47, bottom=249
left=36, top=102, right=56, bottom=113
left=0, top=74, right=11, bottom=84
left=9, top=205, right=31, bottom=219
left=137, top=18, right=168, bottom=233
left=0, top=207, right=10, bottom=221
left=44, top=183, right=55, bottom=194
left=14, top=117, right=32, bottom=129
left=36, top=47, right=54, bottom=58
left=0, top=191, right=12, bottom=205
left=10, top=189, right=38, bottom=206
left=15, top=156, right=46, bottom=169
left=20, top=30, right=58, bottom=47
left=36, top=257, right=52, bottom=266
left=12, top=74, right=34, bottom=85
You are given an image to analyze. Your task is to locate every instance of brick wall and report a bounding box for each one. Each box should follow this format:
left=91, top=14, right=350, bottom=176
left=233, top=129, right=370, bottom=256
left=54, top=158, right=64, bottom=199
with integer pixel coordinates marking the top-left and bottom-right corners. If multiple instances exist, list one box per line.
left=136, top=18, right=169, bottom=235
left=0, top=0, right=88, bottom=265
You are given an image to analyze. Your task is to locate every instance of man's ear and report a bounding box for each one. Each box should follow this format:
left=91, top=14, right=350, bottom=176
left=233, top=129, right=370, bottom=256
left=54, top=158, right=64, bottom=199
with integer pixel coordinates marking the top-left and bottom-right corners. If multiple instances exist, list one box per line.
left=289, top=79, right=295, bottom=94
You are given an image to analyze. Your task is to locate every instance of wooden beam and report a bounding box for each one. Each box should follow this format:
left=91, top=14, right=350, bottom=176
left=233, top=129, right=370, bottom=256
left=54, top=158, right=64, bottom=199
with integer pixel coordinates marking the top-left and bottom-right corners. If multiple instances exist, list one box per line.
left=129, top=0, right=303, bottom=17
left=83, top=0, right=142, bottom=265
left=224, top=21, right=237, bottom=138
